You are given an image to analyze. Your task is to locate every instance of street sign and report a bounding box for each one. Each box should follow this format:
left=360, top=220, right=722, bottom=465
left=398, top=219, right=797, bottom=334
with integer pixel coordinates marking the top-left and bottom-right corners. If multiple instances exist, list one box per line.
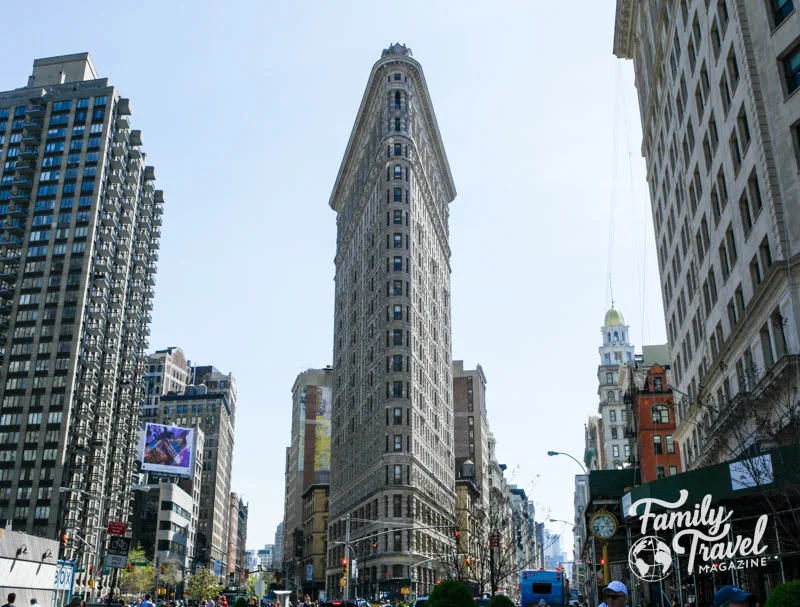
left=106, top=535, right=130, bottom=569
left=107, top=522, right=126, bottom=536
left=105, top=554, right=128, bottom=569
left=53, top=561, right=75, bottom=591
left=400, top=588, right=409, bottom=596
left=108, top=536, right=131, bottom=556
left=489, top=533, right=501, bottom=548
left=305, top=564, right=313, bottom=581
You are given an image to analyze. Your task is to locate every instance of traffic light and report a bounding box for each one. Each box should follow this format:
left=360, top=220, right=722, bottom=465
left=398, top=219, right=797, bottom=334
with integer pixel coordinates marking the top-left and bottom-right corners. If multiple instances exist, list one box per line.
left=600, top=558, right=606, bottom=566
left=61, top=534, right=68, bottom=547
left=126, top=563, right=132, bottom=572
left=341, top=558, right=348, bottom=577
left=453, top=527, right=460, bottom=538
left=463, top=557, right=471, bottom=566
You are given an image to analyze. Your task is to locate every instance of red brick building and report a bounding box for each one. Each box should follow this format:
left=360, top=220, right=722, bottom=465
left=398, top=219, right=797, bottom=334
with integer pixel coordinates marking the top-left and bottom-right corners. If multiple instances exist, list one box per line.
left=631, top=364, right=682, bottom=483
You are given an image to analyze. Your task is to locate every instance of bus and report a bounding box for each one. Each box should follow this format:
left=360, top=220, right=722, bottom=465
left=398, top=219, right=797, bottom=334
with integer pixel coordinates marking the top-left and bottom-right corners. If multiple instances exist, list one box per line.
left=519, top=570, right=567, bottom=606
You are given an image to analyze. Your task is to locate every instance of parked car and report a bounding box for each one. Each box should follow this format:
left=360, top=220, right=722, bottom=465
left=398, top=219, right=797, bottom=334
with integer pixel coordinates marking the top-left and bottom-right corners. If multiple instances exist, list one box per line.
left=412, top=597, right=428, bottom=607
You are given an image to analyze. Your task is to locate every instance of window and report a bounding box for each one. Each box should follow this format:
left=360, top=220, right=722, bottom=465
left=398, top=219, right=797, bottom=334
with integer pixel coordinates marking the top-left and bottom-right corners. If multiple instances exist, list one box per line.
left=611, top=427, right=618, bottom=439
left=393, top=329, right=402, bottom=345
left=606, top=372, right=613, bottom=384
left=392, top=355, right=403, bottom=371
left=393, top=408, right=403, bottom=425
left=610, top=410, right=617, bottom=422
left=625, top=444, right=631, bottom=458
left=786, top=45, right=800, bottom=96
left=393, top=305, right=402, bottom=320
left=393, top=464, right=402, bottom=484
left=394, top=166, right=402, bottom=180
left=607, top=391, right=615, bottom=401
left=652, top=405, right=670, bottom=424
left=666, top=435, right=676, bottom=454
left=669, top=465, right=678, bottom=476
left=393, top=233, right=402, bottom=248
left=653, top=435, right=664, bottom=455
left=653, top=377, right=663, bottom=392
left=394, top=435, right=402, bottom=452
left=772, top=0, right=795, bottom=25
left=657, top=466, right=666, bottom=480
left=394, top=143, right=402, bottom=156
left=393, top=256, right=403, bottom=271
left=393, top=280, right=402, bottom=295
left=612, top=445, right=620, bottom=458
left=394, top=118, right=400, bottom=132
left=393, top=188, right=402, bottom=202
left=393, top=209, right=403, bottom=224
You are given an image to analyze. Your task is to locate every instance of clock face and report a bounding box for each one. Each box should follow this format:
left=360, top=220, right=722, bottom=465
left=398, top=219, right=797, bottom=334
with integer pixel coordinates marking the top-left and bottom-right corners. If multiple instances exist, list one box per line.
left=591, top=513, right=617, bottom=539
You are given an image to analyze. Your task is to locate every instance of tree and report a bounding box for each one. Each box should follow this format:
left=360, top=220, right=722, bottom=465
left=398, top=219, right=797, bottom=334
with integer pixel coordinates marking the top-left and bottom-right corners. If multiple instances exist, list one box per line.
left=488, top=596, right=514, bottom=607
left=427, top=579, right=473, bottom=607
left=187, top=568, right=223, bottom=600
left=119, top=545, right=155, bottom=596
left=765, top=579, right=800, bottom=607
left=687, top=356, right=800, bottom=554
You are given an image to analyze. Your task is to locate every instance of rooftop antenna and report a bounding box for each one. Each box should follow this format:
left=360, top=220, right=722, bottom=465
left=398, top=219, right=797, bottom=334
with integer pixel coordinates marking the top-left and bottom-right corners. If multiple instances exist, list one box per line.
left=609, top=273, right=615, bottom=308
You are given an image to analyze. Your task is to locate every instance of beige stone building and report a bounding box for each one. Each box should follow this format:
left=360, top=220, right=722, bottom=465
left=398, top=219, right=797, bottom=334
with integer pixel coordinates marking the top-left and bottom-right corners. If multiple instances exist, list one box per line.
left=615, top=0, right=800, bottom=467
left=326, top=43, right=457, bottom=600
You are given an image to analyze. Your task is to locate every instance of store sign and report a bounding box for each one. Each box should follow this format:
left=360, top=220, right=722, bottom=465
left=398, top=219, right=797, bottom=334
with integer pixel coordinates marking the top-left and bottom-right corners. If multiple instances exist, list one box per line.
left=628, top=489, right=769, bottom=581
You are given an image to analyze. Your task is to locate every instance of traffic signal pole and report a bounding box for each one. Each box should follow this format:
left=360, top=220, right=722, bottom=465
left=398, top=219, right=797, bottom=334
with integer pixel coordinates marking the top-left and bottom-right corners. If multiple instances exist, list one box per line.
left=344, top=514, right=351, bottom=601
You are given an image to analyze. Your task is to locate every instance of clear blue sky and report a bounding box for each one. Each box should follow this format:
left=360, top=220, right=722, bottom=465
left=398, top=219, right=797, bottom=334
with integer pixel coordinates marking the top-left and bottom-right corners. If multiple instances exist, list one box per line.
left=2, top=1, right=666, bottom=554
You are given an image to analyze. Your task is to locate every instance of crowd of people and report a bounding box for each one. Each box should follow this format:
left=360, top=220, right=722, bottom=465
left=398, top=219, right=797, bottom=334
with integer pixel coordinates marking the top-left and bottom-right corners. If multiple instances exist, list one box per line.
left=595, top=580, right=760, bottom=607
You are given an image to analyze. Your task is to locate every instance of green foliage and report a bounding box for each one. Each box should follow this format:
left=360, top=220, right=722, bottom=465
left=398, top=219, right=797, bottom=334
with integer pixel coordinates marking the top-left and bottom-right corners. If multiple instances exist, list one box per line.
left=488, top=596, right=514, bottom=607
left=186, top=568, right=224, bottom=600
left=765, top=580, right=800, bottom=607
left=233, top=598, right=248, bottom=607
left=119, top=544, right=155, bottom=596
left=427, top=579, right=474, bottom=607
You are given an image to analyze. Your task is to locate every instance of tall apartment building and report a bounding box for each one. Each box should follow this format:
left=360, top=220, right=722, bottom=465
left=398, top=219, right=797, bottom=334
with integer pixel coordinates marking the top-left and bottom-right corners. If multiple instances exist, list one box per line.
left=326, top=43, right=457, bottom=599
left=236, top=496, right=248, bottom=587
left=145, top=364, right=237, bottom=576
left=596, top=306, right=635, bottom=469
left=452, top=361, right=490, bottom=503
left=283, top=368, right=332, bottom=581
left=614, top=0, right=800, bottom=468
left=0, top=53, right=162, bottom=582
left=301, top=484, right=329, bottom=599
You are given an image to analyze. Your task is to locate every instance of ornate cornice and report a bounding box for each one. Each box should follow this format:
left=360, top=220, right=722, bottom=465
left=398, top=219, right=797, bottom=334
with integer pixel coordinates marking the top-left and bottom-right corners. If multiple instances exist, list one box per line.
left=613, top=0, right=637, bottom=59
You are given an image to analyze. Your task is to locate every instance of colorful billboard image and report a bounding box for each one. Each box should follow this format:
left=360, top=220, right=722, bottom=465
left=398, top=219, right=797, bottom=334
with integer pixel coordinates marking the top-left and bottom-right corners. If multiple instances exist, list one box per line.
left=140, top=423, right=194, bottom=476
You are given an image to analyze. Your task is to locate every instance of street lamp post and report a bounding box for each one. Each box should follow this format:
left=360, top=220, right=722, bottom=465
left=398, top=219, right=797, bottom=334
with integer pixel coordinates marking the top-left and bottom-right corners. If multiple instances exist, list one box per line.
left=546, top=451, right=593, bottom=606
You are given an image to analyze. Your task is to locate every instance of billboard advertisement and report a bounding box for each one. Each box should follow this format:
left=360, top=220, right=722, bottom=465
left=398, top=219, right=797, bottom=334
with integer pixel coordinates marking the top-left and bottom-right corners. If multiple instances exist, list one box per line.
left=140, top=423, right=194, bottom=476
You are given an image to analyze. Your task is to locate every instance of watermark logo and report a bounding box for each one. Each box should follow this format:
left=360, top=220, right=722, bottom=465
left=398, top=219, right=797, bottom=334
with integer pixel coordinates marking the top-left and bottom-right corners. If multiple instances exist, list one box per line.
left=629, top=536, right=672, bottom=582
left=627, top=490, right=769, bottom=581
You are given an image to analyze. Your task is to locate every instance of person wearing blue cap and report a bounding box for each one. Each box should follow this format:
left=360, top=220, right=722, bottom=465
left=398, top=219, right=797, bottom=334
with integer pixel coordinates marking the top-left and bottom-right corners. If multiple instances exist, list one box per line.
left=712, top=586, right=754, bottom=607
left=599, top=581, right=629, bottom=607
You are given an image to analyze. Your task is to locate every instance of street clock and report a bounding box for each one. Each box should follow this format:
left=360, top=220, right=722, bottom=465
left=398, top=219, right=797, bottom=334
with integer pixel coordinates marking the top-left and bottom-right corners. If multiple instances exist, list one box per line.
left=589, top=510, right=619, bottom=540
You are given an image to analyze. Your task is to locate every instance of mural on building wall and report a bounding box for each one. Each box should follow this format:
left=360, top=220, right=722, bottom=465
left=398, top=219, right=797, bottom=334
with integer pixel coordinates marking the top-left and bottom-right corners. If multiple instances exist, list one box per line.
left=314, top=385, right=331, bottom=481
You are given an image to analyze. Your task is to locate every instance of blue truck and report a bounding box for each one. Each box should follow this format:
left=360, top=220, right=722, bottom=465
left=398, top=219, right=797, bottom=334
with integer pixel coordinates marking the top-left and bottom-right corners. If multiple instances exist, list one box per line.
left=519, top=570, right=566, bottom=606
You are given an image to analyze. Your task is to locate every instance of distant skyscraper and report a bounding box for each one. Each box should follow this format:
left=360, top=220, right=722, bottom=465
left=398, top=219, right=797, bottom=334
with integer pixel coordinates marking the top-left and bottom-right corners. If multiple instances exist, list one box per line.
left=0, top=53, right=162, bottom=593
left=453, top=361, right=490, bottom=502
left=274, top=522, right=284, bottom=567
left=283, top=367, right=332, bottom=579
left=613, top=0, right=800, bottom=467
left=327, top=42, right=457, bottom=599
left=143, top=346, right=191, bottom=408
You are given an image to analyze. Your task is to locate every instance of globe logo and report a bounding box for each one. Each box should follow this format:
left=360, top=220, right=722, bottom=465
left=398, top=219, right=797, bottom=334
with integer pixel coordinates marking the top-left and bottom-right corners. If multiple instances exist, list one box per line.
left=629, top=535, right=672, bottom=582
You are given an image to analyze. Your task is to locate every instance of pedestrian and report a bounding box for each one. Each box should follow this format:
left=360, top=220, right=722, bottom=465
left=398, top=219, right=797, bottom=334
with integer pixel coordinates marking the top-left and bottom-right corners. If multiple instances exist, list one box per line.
left=712, top=586, right=753, bottom=607
left=140, top=595, right=155, bottom=607
left=30, top=599, right=42, bottom=607
left=1, top=594, right=16, bottom=607
left=600, top=581, right=629, bottom=607
left=206, top=598, right=216, bottom=607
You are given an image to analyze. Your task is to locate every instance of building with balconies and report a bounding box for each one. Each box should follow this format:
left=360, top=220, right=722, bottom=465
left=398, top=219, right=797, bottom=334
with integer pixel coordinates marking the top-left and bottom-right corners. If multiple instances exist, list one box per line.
left=0, top=53, right=163, bottom=597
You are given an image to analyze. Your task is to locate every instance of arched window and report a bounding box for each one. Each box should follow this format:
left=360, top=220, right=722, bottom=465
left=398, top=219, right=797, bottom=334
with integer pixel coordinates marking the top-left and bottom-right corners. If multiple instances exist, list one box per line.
left=614, top=331, right=619, bottom=341
left=395, top=91, right=401, bottom=109
left=607, top=391, right=615, bottom=402
left=607, top=332, right=611, bottom=342
left=604, top=353, right=610, bottom=364
left=394, top=166, right=402, bottom=180
left=622, top=332, right=626, bottom=341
